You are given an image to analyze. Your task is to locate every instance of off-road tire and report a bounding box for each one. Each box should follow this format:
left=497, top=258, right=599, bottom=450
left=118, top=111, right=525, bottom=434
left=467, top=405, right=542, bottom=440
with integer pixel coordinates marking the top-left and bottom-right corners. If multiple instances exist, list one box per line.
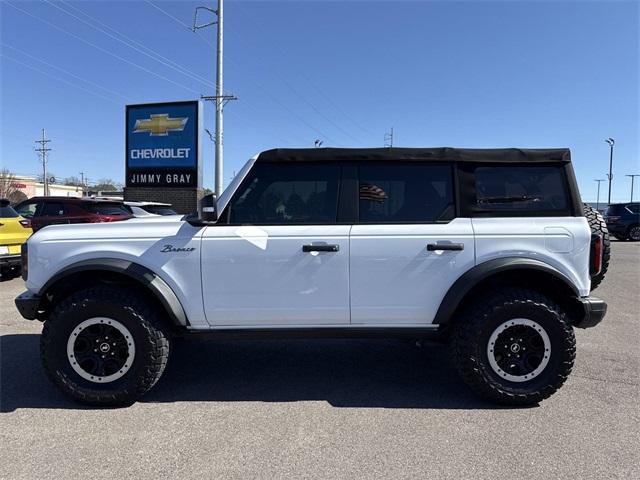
left=450, top=288, right=576, bottom=406
left=583, top=203, right=610, bottom=290
left=0, top=265, right=21, bottom=280
left=41, top=285, right=170, bottom=406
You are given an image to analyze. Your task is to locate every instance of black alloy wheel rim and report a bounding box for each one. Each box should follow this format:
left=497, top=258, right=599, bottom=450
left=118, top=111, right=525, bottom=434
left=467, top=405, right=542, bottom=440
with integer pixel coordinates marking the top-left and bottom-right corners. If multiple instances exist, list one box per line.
left=73, top=323, right=130, bottom=377
left=492, top=324, right=545, bottom=377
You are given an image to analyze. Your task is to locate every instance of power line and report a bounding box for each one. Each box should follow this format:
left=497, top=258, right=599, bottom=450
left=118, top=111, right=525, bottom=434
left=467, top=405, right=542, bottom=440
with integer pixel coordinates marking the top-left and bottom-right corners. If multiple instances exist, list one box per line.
left=2, top=54, right=123, bottom=105
left=232, top=2, right=373, bottom=138
left=224, top=21, right=362, bottom=145
left=47, top=0, right=217, bottom=90
left=145, top=1, right=217, bottom=50
left=192, top=1, right=232, bottom=198
left=226, top=59, right=342, bottom=145
left=5, top=1, right=201, bottom=95
left=1, top=42, right=132, bottom=102
left=146, top=0, right=339, bottom=145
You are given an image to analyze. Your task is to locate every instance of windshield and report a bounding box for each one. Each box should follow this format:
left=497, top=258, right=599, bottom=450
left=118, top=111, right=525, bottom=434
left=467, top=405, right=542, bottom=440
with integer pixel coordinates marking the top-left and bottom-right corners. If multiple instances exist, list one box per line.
left=143, top=206, right=177, bottom=215
left=217, top=155, right=258, bottom=214
left=605, top=204, right=625, bottom=216
left=84, top=203, right=131, bottom=216
left=0, top=205, right=19, bottom=218
left=130, top=206, right=154, bottom=216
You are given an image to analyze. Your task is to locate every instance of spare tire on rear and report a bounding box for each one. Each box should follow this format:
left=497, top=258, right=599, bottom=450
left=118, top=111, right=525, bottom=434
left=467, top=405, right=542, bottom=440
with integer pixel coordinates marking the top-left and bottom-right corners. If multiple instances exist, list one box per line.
left=583, top=203, right=610, bottom=291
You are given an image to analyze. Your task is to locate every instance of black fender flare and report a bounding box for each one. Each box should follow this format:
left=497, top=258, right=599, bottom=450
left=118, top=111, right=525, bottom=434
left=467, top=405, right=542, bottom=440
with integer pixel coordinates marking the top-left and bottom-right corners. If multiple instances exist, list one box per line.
left=433, top=257, right=579, bottom=325
left=40, top=258, right=189, bottom=326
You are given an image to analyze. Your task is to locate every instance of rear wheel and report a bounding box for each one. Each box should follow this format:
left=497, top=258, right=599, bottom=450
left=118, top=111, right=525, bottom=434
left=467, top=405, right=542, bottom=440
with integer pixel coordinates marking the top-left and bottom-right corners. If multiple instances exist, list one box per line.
left=0, top=264, right=21, bottom=280
left=583, top=204, right=610, bottom=290
left=41, top=285, right=171, bottom=406
left=450, top=288, right=576, bottom=406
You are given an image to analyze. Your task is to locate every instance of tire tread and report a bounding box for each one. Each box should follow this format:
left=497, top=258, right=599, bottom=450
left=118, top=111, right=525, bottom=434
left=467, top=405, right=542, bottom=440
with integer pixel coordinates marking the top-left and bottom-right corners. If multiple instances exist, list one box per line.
left=41, top=285, right=170, bottom=406
left=450, top=288, right=576, bottom=406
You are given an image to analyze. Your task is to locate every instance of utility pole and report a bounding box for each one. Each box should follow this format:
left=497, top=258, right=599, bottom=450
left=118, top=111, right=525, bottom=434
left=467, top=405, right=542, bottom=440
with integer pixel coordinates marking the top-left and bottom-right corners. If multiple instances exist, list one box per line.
left=79, top=171, right=85, bottom=197
left=384, top=127, right=394, bottom=148
left=35, top=129, right=51, bottom=197
left=626, top=174, right=640, bottom=202
left=594, top=179, right=606, bottom=211
left=605, top=138, right=615, bottom=205
left=193, top=0, right=236, bottom=198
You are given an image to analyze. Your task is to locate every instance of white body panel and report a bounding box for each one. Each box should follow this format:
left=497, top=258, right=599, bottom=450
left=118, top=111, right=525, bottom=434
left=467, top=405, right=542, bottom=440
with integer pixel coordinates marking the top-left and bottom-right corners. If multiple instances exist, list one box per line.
left=350, top=219, right=475, bottom=325
left=23, top=155, right=594, bottom=330
left=472, top=217, right=592, bottom=297
left=26, top=216, right=209, bottom=328
left=201, top=225, right=350, bottom=326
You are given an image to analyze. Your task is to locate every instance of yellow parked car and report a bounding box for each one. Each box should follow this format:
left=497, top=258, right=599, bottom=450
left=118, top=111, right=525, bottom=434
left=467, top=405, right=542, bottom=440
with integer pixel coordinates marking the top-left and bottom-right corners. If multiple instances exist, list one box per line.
left=0, top=198, right=32, bottom=279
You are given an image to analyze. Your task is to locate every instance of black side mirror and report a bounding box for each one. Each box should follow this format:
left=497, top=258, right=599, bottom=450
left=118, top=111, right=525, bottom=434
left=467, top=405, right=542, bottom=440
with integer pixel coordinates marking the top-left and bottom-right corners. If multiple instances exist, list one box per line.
left=198, top=193, right=218, bottom=223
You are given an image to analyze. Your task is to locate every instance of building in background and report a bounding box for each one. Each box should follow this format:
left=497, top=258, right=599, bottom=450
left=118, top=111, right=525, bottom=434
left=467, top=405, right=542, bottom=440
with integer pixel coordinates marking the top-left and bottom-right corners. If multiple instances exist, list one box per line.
left=10, top=175, right=83, bottom=203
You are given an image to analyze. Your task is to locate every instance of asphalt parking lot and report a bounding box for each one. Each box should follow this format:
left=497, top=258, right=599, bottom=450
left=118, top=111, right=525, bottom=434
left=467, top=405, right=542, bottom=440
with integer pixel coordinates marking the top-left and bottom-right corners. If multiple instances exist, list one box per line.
left=1, top=242, right=638, bottom=479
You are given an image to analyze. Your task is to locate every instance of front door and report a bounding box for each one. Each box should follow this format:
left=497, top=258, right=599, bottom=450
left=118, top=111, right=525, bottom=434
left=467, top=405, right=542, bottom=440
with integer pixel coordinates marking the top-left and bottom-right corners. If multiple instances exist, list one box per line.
left=201, top=162, right=350, bottom=327
left=349, top=162, right=475, bottom=325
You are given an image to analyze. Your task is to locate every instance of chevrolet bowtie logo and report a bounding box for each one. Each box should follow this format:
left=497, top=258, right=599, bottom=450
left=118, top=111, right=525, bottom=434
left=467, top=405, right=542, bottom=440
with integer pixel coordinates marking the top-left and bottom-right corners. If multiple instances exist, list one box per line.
left=133, top=114, right=188, bottom=136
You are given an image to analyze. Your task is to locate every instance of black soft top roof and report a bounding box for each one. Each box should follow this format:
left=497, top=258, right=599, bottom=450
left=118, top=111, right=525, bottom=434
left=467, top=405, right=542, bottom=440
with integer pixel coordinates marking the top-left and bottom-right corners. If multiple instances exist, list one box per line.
left=257, top=147, right=571, bottom=163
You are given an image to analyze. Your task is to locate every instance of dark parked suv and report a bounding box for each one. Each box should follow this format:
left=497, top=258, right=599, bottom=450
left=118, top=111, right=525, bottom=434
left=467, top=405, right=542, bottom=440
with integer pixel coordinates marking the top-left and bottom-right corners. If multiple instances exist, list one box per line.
left=14, top=197, right=133, bottom=232
left=604, top=202, right=640, bottom=241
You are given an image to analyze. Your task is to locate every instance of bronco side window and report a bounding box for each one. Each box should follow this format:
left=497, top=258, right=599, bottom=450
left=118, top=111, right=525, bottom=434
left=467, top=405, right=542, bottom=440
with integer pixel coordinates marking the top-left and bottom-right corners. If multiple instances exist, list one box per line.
left=357, top=163, right=455, bottom=223
left=472, top=165, right=570, bottom=215
left=228, top=163, right=341, bottom=225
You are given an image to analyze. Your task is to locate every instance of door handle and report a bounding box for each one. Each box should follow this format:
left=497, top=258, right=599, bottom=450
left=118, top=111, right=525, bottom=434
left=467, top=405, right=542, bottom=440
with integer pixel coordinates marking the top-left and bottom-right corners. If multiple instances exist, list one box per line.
left=302, top=244, right=340, bottom=253
left=427, top=243, right=464, bottom=251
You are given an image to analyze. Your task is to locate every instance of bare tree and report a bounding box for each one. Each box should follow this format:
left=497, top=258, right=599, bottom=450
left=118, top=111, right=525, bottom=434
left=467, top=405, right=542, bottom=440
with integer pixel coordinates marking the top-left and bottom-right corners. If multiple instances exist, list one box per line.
left=64, top=176, right=84, bottom=187
left=93, top=178, right=118, bottom=192
left=0, top=169, right=20, bottom=201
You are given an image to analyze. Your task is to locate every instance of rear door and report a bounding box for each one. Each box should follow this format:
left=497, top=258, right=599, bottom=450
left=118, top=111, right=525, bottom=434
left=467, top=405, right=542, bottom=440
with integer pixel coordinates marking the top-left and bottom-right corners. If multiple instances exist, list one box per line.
left=349, top=162, right=475, bottom=325
left=201, top=162, right=351, bottom=327
left=37, top=201, right=71, bottom=228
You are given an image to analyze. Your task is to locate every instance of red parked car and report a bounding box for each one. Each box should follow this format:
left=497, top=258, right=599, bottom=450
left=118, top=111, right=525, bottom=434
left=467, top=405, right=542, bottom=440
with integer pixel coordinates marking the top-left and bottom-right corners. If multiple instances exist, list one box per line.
left=14, top=197, right=133, bottom=232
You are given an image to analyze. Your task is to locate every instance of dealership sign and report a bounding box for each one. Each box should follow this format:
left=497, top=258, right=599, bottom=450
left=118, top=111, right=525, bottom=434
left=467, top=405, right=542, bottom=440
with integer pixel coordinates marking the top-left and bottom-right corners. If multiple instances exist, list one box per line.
left=126, top=101, right=202, bottom=188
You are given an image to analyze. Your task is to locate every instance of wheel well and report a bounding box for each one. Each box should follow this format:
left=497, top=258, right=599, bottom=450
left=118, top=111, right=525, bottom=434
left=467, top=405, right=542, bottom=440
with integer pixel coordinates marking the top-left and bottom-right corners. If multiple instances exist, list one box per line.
left=441, top=268, right=583, bottom=335
left=40, top=270, right=181, bottom=331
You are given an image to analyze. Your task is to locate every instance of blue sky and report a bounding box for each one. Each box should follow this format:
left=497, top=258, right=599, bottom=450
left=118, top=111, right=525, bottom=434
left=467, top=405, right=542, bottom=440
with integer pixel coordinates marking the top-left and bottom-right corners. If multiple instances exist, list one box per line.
left=1, top=0, right=638, bottom=202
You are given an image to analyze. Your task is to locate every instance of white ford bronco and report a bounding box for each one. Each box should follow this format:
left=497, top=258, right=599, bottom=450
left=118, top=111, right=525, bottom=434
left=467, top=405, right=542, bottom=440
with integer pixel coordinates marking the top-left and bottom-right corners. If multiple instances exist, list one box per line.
left=15, top=147, right=609, bottom=406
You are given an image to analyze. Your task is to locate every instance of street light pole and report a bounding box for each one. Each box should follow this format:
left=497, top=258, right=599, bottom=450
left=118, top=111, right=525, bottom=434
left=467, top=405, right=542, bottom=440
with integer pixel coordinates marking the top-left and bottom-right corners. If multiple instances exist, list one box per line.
left=594, top=179, right=605, bottom=211
left=626, top=174, right=640, bottom=202
left=605, top=138, right=615, bottom=205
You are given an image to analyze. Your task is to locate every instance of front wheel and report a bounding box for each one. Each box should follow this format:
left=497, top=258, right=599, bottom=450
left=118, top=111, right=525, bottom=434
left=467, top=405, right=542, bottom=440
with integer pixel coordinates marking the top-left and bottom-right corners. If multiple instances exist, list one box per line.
left=628, top=224, right=640, bottom=242
left=41, top=285, right=171, bottom=406
left=450, top=288, right=576, bottom=406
